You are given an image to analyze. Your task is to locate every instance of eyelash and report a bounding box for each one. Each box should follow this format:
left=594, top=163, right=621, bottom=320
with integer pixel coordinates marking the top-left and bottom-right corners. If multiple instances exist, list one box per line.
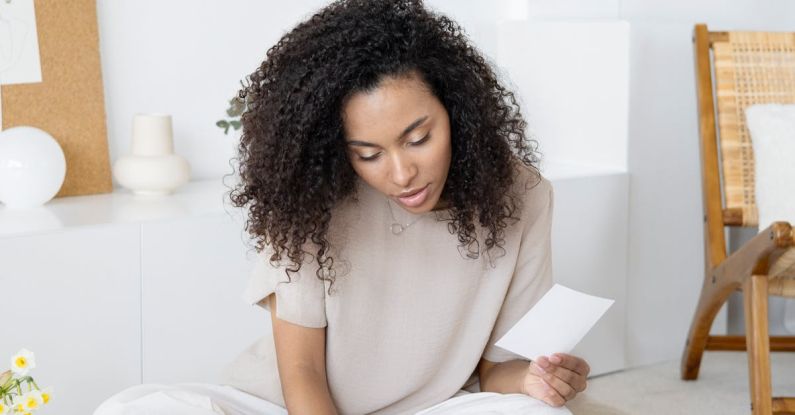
left=358, top=134, right=430, bottom=162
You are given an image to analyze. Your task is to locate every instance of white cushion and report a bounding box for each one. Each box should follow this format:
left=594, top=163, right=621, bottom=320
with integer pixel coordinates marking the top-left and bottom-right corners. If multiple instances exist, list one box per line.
left=744, top=104, right=795, bottom=230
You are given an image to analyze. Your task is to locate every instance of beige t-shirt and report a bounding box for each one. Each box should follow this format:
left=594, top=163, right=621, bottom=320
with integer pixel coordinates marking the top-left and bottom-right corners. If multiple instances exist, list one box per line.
left=221, top=163, right=554, bottom=414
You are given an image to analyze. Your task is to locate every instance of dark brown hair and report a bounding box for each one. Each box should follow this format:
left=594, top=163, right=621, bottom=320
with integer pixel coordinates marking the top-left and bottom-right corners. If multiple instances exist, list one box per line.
left=229, top=0, right=540, bottom=292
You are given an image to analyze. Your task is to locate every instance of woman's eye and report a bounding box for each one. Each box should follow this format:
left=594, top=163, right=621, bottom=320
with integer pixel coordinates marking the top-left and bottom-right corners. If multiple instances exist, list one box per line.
left=358, top=153, right=381, bottom=162
left=410, top=134, right=430, bottom=146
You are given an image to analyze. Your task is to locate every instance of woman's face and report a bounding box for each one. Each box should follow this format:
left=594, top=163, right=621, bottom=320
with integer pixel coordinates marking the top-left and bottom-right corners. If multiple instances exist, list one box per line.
left=342, top=73, right=452, bottom=213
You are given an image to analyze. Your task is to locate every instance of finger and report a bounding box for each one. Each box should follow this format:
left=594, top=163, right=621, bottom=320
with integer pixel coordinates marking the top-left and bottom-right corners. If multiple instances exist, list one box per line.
left=539, top=378, right=567, bottom=407
left=534, top=363, right=577, bottom=400
left=534, top=360, right=587, bottom=393
left=544, top=391, right=567, bottom=407
left=525, top=363, right=566, bottom=407
left=550, top=353, right=590, bottom=377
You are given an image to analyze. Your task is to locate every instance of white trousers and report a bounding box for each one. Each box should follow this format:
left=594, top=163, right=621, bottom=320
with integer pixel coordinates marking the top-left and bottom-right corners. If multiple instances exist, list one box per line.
left=93, top=383, right=573, bottom=415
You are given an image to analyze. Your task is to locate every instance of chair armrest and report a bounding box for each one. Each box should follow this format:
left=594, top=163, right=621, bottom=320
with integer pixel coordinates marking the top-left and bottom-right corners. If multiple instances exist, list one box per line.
left=714, top=222, right=793, bottom=284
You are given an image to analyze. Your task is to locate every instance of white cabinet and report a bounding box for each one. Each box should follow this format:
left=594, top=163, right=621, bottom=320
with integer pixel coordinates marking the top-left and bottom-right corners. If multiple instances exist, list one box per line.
left=0, top=225, right=141, bottom=414
left=0, top=181, right=264, bottom=415
left=549, top=170, right=629, bottom=376
left=140, top=214, right=263, bottom=384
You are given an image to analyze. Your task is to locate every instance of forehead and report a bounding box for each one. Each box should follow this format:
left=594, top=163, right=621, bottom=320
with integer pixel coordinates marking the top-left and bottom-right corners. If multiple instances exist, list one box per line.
left=342, top=75, right=437, bottom=139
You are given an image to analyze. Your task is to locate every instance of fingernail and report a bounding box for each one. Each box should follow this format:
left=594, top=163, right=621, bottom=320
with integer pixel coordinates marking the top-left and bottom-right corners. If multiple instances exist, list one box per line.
left=550, top=355, right=562, bottom=364
left=537, top=357, right=550, bottom=368
left=534, top=362, right=546, bottom=373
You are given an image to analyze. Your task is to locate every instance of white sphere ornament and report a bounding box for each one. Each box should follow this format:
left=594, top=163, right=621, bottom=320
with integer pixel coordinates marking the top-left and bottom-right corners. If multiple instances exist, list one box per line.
left=0, top=126, right=67, bottom=209
left=113, top=113, right=191, bottom=196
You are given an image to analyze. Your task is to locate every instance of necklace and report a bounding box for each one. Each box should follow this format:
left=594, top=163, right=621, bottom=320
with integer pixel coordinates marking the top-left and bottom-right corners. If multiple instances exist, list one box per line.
left=386, top=199, right=422, bottom=235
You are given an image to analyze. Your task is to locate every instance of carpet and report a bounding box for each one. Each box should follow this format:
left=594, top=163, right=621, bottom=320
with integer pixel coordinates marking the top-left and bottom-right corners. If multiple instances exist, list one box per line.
left=567, top=351, right=795, bottom=414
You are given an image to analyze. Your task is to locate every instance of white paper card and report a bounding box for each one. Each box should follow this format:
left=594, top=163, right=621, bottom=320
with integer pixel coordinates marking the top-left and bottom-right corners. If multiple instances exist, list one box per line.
left=495, top=284, right=614, bottom=360
left=0, top=0, right=43, bottom=85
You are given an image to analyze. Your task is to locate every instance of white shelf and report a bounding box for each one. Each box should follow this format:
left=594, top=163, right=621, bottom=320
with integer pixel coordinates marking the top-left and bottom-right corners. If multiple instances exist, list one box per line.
left=0, top=179, right=236, bottom=238
left=0, top=165, right=627, bottom=239
left=541, top=159, right=626, bottom=181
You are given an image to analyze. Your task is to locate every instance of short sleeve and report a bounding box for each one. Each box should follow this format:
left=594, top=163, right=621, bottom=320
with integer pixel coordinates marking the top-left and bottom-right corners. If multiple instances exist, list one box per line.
left=482, top=177, right=555, bottom=362
left=242, top=246, right=328, bottom=328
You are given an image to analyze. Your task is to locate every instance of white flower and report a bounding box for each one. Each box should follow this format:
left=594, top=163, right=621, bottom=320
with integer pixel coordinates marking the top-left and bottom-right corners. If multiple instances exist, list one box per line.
left=21, top=390, right=44, bottom=411
left=10, top=395, right=26, bottom=413
left=40, top=386, right=54, bottom=405
left=9, top=349, right=35, bottom=376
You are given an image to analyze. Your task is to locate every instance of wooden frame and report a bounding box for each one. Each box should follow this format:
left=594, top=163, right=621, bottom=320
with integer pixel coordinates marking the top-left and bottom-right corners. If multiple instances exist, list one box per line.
left=681, top=24, right=795, bottom=415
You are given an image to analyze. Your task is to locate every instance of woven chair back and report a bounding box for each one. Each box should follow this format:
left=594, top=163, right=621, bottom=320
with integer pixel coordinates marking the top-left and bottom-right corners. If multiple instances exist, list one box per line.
left=712, top=31, right=795, bottom=227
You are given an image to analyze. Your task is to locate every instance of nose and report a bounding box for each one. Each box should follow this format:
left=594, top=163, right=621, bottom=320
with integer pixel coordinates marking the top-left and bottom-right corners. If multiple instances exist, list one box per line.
left=388, top=152, right=417, bottom=188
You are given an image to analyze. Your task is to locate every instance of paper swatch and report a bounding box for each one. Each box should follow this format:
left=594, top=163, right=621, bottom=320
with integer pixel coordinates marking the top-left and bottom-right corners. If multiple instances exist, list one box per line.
left=495, top=284, right=614, bottom=360
left=0, top=0, right=43, bottom=85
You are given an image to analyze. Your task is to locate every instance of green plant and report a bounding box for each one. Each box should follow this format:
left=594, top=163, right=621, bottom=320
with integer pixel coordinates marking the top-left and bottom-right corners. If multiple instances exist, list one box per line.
left=216, top=97, right=246, bottom=135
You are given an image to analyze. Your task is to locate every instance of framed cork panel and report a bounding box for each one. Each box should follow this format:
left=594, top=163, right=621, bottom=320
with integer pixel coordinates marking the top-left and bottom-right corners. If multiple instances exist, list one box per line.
left=1, top=0, right=112, bottom=197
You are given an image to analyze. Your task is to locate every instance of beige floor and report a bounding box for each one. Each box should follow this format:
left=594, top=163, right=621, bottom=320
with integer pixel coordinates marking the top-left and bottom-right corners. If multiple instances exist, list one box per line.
left=566, top=351, right=795, bottom=415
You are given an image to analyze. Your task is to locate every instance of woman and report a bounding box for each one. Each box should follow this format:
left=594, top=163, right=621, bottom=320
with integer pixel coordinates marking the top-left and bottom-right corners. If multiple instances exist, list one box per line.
left=94, top=1, right=589, bottom=414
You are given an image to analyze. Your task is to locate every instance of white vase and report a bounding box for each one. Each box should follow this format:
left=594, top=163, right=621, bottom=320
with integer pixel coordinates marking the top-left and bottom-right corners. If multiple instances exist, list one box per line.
left=0, top=126, right=67, bottom=209
left=113, top=114, right=191, bottom=196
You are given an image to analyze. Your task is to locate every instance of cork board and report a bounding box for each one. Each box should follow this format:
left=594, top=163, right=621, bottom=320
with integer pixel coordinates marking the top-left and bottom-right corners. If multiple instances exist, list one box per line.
left=0, top=0, right=112, bottom=197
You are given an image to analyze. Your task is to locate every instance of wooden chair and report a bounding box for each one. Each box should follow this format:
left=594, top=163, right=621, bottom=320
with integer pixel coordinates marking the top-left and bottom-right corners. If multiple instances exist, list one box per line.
left=682, top=24, right=795, bottom=415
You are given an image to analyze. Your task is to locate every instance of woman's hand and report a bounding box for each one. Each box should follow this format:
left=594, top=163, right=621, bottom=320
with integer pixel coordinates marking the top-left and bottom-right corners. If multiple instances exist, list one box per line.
left=519, top=353, right=590, bottom=407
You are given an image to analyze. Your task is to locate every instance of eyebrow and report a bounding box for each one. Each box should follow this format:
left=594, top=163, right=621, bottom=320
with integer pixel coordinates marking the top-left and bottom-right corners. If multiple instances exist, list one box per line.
left=346, top=115, right=429, bottom=148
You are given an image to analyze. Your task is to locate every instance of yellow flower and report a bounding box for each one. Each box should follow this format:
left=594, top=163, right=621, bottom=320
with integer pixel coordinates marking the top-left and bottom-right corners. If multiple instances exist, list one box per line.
left=0, top=401, right=8, bottom=415
left=9, top=349, right=35, bottom=376
left=41, top=386, right=53, bottom=404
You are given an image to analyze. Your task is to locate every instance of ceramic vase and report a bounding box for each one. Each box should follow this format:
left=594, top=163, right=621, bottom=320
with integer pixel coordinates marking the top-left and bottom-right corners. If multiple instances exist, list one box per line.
left=0, top=126, right=67, bottom=209
left=113, top=114, right=191, bottom=195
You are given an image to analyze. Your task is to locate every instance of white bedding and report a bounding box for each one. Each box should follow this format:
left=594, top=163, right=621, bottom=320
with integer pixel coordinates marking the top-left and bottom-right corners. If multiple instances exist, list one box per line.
left=93, top=383, right=572, bottom=415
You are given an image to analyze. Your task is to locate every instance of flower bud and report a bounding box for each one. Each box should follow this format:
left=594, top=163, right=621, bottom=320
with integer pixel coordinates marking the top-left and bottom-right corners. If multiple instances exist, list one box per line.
left=0, top=369, right=12, bottom=387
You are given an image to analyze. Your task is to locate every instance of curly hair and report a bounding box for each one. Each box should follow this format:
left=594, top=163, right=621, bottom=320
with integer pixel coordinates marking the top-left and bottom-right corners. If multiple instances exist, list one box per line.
left=228, top=0, right=541, bottom=293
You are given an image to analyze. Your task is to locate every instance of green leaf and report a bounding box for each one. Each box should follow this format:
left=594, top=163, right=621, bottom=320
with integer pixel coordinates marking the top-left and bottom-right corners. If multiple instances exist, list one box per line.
left=230, top=121, right=241, bottom=129
left=227, top=97, right=247, bottom=117
left=224, top=125, right=231, bottom=134
left=216, top=120, right=229, bottom=128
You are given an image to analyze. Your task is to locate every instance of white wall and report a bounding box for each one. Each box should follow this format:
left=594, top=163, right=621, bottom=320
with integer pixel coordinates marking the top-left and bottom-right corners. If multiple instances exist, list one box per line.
left=96, top=0, right=329, bottom=182
left=96, top=0, right=627, bottom=180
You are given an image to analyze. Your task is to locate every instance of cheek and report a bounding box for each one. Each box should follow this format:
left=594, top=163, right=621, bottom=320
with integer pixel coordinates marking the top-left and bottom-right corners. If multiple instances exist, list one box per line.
left=350, top=160, right=389, bottom=190
left=428, top=134, right=452, bottom=165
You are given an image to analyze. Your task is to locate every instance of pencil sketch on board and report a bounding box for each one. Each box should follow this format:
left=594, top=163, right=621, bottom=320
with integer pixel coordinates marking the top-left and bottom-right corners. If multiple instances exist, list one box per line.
left=0, top=0, right=42, bottom=86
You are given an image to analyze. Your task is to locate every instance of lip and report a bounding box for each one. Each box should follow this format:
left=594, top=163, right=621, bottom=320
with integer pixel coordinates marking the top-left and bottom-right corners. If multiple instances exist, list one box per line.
left=396, top=184, right=429, bottom=208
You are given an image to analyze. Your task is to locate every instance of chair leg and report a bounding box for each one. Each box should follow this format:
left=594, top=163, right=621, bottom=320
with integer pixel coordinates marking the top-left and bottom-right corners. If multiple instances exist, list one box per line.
left=744, top=274, right=773, bottom=415
left=682, top=271, right=738, bottom=380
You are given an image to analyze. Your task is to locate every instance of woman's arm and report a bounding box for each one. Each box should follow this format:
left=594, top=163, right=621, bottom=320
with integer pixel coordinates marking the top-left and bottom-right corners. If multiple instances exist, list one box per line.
left=270, top=294, right=339, bottom=415
left=478, top=358, right=527, bottom=394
